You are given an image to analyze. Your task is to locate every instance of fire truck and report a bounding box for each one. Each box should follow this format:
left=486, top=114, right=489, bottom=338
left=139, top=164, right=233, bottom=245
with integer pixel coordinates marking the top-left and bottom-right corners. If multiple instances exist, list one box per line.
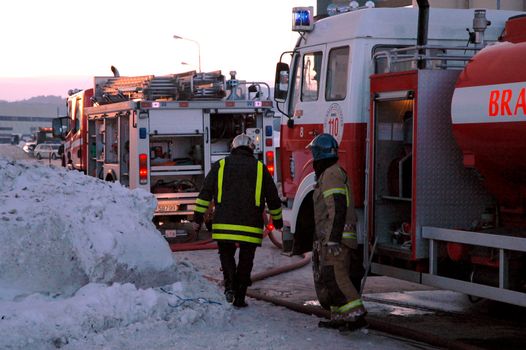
left=53, top=70, right=277, bottom=240
left=274, top=2, right=526, bottom=306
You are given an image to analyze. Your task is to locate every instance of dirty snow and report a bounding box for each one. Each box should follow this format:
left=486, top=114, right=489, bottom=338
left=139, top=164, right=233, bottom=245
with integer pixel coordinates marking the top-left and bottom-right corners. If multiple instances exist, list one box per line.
left=0, top=145, right=414, bottom=349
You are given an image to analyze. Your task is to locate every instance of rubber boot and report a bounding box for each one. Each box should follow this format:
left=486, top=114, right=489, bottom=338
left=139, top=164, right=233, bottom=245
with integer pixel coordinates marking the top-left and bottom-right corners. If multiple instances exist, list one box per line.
left=342, top=315, right=368, bottom=332
left=318, top=314, right=368, bottom=332
left=233, top=285, right=248, bottom=308
left=224, top=289, right=235, bottom=304
left=318, top=319, right=348, bottom=331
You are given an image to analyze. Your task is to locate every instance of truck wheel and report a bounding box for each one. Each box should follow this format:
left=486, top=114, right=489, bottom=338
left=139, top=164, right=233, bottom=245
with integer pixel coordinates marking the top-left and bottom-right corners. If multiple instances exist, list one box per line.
left=36, top=153, right=42, bottom=160
left=52, top=153, right=57, bottom=160
left=292, top=193, right=315, bottom=255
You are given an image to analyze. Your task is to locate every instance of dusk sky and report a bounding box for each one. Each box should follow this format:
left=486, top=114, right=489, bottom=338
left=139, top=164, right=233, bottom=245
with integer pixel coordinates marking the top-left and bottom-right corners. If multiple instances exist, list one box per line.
left=0, top=0, right=314, bottom=101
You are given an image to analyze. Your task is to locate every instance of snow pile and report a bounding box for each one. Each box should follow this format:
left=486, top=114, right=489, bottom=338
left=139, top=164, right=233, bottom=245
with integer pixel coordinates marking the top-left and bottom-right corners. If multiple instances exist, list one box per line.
left=0, top=155, right=228, bottom=349
left=0, top=157, right=177, bottom=298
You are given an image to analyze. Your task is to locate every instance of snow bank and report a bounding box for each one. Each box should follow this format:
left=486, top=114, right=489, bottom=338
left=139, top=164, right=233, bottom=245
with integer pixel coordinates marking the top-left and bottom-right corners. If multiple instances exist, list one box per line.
left=0, top=157, right=178, bottom=299
left=0, top=154, right=228, bottom=349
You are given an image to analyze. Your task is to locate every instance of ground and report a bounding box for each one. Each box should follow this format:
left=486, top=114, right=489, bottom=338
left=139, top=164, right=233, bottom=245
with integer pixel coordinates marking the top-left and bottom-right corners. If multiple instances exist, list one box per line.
left=0, top=144, right=421, bottom=350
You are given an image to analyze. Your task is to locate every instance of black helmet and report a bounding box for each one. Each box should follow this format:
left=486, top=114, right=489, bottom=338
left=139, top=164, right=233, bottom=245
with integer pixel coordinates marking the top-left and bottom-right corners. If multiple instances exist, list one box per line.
left=306, top=133, right=338, bottom=161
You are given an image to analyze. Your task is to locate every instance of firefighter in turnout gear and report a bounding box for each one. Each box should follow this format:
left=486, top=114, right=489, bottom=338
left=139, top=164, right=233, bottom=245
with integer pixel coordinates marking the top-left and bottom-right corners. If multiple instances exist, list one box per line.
left=307, top=133, right=367, bottom=331
left=193, top=133, right=283, bottom=307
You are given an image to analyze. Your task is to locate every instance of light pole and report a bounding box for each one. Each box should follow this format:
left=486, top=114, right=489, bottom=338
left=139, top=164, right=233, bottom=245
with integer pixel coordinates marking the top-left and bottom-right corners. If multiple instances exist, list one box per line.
left=173, top=35, right=201, bottom=73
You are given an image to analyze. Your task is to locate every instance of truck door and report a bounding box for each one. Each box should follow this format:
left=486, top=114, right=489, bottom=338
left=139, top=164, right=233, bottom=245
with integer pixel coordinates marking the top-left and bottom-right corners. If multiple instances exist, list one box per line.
left=68, top=97, right=83, bottom=170
left=280, top=45, right=326, bottom=198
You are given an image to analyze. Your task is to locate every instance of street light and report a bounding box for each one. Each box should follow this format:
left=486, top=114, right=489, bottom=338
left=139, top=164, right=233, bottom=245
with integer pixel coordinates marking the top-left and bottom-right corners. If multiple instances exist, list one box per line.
left=173, top=34, right=201, bottom=73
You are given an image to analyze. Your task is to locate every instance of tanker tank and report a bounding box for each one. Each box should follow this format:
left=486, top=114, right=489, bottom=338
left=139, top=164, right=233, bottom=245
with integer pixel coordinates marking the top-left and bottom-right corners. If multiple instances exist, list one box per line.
left=451, top=14, right=526, bottom=220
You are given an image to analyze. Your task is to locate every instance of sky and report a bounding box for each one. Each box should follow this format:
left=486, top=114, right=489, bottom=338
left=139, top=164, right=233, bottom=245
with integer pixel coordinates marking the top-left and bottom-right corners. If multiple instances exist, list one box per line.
left=0, top=0, right=315, bottom=101
left=0, top=145, right=413, bottom=349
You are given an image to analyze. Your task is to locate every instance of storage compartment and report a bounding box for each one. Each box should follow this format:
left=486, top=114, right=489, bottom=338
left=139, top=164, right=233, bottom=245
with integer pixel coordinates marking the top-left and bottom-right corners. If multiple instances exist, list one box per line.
left=372, top=98, right=414, bottom=253
left=149, top=134, right=205, bottom=194
left=209, top=112, right=263, bottom=162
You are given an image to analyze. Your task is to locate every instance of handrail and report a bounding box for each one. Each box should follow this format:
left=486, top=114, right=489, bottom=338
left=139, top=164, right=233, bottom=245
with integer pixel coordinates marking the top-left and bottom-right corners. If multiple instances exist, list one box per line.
left=373, top=44, right=485, bottom=73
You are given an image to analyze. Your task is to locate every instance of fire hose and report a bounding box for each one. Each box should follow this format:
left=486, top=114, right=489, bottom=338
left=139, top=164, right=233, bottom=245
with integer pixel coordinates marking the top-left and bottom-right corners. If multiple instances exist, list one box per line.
left=244, top=246, right=484, bottom=350
left=170, top=213, right=282, bottom=252
left=194, top=237, right=481, bottom=350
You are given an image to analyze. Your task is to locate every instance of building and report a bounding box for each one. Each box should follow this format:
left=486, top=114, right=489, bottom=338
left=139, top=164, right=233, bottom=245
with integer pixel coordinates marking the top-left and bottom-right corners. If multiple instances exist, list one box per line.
left=0, top=115, right=54, bottom=144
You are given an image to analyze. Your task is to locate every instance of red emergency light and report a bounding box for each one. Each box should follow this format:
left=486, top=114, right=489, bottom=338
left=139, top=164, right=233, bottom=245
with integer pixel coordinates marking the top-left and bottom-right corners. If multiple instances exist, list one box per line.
left=139, top=153, right=148, bottom=184
left=266, top=151, right=274, bottom=177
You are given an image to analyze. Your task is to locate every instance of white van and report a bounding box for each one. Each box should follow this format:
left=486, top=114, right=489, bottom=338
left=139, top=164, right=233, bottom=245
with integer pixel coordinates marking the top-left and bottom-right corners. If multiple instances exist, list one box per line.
left=34, top=143, right=61, bottom=160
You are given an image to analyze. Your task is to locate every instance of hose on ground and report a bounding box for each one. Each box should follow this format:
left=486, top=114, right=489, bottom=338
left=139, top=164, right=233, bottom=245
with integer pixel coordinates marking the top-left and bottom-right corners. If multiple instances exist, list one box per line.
left=246, top=290, right=485, bottom=350
left=251, top=252, right=311, bottom=282
left=171, top=242, right=218, bottom=251
left=266, top=230, right=283, bottom=250
left=170, top=238, right=217, bottom=251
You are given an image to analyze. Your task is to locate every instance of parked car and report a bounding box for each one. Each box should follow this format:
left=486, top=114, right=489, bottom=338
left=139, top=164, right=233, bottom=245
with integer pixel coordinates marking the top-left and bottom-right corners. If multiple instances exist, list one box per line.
left=22, top=141, right=37, bottom=154
left=33, top=143, right=61, bottom=160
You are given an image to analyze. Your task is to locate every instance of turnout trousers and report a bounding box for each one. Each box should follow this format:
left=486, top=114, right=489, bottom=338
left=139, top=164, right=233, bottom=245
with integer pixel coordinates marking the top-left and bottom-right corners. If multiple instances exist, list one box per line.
left=313, top=240, right=366, bottom=321
left=217, top=241, right=257, bottom=292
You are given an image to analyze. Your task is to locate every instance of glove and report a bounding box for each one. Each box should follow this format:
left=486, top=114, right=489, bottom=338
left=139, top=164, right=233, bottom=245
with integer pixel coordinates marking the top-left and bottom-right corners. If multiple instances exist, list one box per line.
left=191, top=222, right=201, bottom=232
left=326, top=241, right=342, bottom=256
left=273, top=218, right=283, bottom=231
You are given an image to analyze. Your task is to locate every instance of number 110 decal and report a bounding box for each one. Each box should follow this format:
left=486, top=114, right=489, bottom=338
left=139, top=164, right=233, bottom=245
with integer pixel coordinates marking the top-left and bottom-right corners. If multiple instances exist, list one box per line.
left=324, top=103, right=344, bottom=144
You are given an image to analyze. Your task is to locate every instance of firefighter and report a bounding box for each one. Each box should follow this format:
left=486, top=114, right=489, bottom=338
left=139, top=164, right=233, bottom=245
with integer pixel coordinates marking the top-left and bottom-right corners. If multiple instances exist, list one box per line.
left=193, top=133, right=283, bottom=307
left=306, top=133, right=367, bottom=331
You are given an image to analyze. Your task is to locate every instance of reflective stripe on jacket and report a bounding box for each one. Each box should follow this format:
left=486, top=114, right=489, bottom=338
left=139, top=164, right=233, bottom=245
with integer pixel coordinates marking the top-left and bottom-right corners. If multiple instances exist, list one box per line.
left=193, top=147, right=282, bottom=245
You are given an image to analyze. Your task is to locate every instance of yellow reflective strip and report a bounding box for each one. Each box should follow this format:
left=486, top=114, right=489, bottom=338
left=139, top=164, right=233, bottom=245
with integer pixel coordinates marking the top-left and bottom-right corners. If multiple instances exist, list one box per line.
left=335, top=299, right=363, bottom=314
left=269, top=208, right=282, bottom=215
left=271, top=213, right=282, bottom=220
left=212, top=233, right=262, bottom=244
left=212, top=223, right=263, bottom=234
left=194, top=206, right=207, bottom=213
left=323, top=188, right=346, bottom=198
left=343, top=232, right=357, bottom=239
left=196, top=198, right=210, bottom=206
left=345, top=186, right=350, bottom=207
left=217, top=159, right=225, bottom=204
left=255, top=161, right=263, bottom=207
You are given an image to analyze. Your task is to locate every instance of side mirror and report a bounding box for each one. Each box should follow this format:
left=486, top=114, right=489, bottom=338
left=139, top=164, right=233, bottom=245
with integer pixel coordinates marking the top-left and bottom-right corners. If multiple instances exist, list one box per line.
left=274, top=62, right=290, bottom=102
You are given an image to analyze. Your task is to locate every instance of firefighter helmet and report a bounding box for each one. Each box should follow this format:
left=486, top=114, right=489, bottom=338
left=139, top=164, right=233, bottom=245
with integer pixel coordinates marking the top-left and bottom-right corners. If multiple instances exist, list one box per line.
left=306, top=133, right=338, bottom=161
left=231, top=133, right=255, bottom=150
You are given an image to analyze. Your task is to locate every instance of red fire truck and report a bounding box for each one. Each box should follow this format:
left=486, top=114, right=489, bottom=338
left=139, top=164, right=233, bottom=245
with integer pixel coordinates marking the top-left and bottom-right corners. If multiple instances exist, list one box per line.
left=54, top=70, right=278, bottom=241
left=274, top=2, right=526, bottom=306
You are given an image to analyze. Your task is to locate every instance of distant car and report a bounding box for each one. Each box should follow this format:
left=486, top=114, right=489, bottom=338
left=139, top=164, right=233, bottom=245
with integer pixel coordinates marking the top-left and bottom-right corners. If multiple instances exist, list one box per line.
left=33, top=143, right=61, bottom=160
left=22, top=141, right=37, bottom=154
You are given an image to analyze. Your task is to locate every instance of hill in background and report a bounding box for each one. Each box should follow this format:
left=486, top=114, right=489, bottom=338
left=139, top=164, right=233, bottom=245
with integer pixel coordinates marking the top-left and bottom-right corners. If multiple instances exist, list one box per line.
left=0, top=96, right=67, bottom=117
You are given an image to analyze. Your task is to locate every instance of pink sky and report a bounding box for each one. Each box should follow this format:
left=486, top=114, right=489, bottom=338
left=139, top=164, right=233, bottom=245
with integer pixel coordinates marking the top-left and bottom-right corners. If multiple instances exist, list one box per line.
left=0, top=0, right=311, bottom=102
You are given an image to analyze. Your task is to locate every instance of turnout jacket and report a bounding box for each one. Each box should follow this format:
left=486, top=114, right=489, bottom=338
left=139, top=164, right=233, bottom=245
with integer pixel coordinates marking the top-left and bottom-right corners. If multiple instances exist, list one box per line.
left=193, top=147, right=283, bottom=245
left=313, top=163, right=357, bottom=248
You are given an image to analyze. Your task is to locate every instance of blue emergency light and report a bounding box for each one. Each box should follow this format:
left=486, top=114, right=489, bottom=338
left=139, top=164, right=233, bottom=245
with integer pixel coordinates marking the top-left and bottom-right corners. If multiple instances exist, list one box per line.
left=292, top=7, right=314, bottom=32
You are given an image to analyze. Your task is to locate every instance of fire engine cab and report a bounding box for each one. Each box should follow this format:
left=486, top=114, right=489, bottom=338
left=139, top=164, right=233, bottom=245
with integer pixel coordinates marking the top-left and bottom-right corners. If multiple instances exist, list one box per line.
left=275, top=3, right=526, bottom=306
left=54, top=70, right=277, bottom=241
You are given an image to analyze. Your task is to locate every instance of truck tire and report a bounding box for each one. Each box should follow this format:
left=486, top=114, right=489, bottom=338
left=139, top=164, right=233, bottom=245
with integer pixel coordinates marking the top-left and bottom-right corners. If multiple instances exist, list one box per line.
left=36, top=153, right=42, bottom=160
left=52, top=153, right=57, bottom=160
left=292, top=193, right=314, bottom=255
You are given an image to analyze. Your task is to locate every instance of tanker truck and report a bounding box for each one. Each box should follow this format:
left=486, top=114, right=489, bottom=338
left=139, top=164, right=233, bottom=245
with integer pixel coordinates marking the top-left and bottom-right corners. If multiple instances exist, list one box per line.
left=274, top=2, right=526, bottom=306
